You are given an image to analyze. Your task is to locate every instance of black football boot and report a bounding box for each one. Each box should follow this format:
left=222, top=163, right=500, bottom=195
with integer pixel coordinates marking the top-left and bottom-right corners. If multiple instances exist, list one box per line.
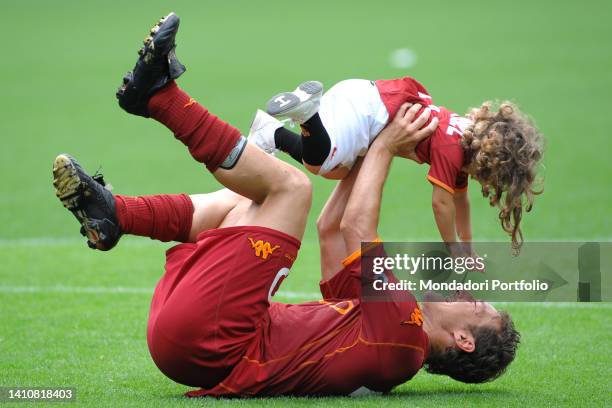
left=116, top=12, right=186, bottom=117
left=52, top=154, right=122, bottom=251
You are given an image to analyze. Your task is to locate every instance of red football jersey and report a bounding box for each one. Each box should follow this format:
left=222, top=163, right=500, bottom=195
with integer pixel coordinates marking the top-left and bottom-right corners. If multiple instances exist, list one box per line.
left=186, top=252, right=429, bottom=397
left=376, top=77, right=469, bottom=194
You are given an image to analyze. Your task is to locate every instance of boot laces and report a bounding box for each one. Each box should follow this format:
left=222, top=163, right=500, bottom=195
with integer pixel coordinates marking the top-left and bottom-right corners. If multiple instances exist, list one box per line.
left=92, top=167, right=113, bottom=192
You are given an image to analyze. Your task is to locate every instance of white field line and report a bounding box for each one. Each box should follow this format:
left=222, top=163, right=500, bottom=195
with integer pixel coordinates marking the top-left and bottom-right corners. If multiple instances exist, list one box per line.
left=1, top=238, right=610, bottom=306
left=0, top=237, right=165, bottom=247
left=492, top=302, right=612, bottom=309
left=0, top=285, right=610, bottom=308
left=0, top=285, right=320, bottom=299
left=2, top=237, right=612, bottom=247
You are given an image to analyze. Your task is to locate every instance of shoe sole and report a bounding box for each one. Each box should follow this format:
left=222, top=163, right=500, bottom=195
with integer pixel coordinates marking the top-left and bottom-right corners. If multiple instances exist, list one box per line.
left=298, top=80, right=323, bottom=95
left=141, top=12, right=178, bottom=59
left=267, top=80, right=323, bottom=117
left=52, top=154, right=101, bottom=246
left=117, top=12, right=185, bottom=115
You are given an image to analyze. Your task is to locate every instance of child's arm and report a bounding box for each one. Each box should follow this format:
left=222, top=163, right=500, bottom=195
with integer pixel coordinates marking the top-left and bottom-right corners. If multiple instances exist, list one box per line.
left=453, top=190, right=483, bottom=269
left=432, top=185, right=458, bottom=244
left=454, top=190, right=472, bottom=243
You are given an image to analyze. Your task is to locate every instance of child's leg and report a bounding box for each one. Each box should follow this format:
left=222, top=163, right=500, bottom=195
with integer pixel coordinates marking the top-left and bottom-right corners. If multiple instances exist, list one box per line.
left=276, top=79, right=388, bottom=180
left=299, top=113, right=332, bottom=167
left=273, top=117, right=331, bottom=169
left=273, top=127, right=303, bottom=163
left=251, top=113, right=333, bottom=169
left=266, top=81, right=332, bottom=170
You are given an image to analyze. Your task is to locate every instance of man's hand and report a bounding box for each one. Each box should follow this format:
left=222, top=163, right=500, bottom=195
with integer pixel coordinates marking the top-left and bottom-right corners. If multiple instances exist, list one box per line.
left=376, top=103, right=439, bottom=160
left=340, top=102, right=439, bottom=255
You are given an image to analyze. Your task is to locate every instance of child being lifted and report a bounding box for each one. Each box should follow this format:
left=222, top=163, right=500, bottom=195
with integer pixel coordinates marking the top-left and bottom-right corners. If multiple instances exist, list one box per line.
left=248, top=77, right=544, bottom=254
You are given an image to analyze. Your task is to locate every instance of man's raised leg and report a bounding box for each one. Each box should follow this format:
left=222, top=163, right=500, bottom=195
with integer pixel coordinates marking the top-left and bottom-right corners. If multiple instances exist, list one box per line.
left=116, top=12, right=311, bottom=240
left=109, top=14, right=312, bottom=387
left=145, top=82, right=311, bottom=239
left=52, top=153, right=246, bottom=248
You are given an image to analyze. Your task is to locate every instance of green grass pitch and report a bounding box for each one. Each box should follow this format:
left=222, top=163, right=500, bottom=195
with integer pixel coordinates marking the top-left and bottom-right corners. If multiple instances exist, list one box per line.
left=1, top=0, right=611, bottom=406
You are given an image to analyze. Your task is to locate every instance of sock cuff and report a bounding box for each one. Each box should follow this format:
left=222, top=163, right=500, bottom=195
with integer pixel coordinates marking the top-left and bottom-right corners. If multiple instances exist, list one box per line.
left=219, top=136, right=247, bottom=170
left=175, top=193, right=194, bottom=242
left=147, top=81, right=242, bottom=172
left=114, top=195, right=149, bottom=233
left=148, top=81, right=185, bottom=118
left=113, top=194, right=194, bottom=242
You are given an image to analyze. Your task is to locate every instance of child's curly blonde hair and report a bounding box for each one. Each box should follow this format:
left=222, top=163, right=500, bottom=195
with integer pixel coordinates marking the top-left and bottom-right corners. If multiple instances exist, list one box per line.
left=462, top=101, right=544, bottom=254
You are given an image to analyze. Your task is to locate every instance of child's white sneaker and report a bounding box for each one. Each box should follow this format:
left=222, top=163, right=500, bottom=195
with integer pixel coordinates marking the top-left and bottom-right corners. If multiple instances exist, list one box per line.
left=248, top=109, right=283, bottom=154
left=266, top=80, right=323, bottom=124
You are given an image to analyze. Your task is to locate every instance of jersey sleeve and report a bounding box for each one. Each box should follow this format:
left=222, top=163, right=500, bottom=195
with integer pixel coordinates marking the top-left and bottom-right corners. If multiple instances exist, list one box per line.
left=427, top=144, right=467, bottom=194
left=319, top=240, right=383, bottom=300
left=319, top=261, right=361, bottom=300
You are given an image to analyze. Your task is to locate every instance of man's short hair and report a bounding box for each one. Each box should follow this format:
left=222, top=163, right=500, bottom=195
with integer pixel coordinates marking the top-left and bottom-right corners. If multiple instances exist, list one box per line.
left=424, top=311, right=520, bottom=383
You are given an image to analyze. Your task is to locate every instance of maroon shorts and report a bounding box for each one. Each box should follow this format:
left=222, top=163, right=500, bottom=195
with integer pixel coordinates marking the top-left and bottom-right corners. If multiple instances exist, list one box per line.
left=146, top=225, right=300, bottom=388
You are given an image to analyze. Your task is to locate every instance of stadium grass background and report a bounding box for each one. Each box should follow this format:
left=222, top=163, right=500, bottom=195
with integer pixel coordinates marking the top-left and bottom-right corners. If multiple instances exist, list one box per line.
left=1, top=0, right=610, bottom=406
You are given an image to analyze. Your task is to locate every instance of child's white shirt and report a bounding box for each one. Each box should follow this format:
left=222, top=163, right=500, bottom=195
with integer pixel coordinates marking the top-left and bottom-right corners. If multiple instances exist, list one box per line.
left=317, top=79, right=389, bottom=175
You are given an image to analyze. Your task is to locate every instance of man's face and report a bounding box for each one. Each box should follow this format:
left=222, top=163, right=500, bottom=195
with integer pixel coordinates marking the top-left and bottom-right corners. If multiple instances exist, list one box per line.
left=422, top=290, right=501, bottom=331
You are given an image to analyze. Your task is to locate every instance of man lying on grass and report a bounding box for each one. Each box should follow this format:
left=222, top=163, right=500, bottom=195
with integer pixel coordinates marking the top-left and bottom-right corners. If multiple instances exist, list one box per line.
left=52, top=12, right=519, bottom=397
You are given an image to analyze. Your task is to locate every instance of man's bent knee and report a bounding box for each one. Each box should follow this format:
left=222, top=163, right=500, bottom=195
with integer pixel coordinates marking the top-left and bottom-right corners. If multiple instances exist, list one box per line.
left=273, top=167, right=312, bottom=203
left=290, top=171, right=313, bottom=209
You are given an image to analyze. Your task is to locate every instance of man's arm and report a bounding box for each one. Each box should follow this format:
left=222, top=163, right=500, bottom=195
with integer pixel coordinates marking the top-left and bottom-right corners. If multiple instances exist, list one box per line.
left=341, top=104, right=438, bottom=254
left=317, top=159, right=363, bottom=280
